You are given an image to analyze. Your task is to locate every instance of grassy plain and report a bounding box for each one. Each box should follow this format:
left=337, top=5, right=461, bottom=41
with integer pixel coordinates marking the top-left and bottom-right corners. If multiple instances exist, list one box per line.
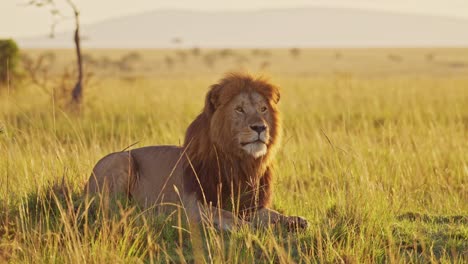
left=0, top=48, right=467, bottom=263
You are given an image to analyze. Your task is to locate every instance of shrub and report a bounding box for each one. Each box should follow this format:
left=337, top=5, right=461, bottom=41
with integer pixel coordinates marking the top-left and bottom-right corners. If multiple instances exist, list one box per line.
left=0, top=39, right=20, bottom=85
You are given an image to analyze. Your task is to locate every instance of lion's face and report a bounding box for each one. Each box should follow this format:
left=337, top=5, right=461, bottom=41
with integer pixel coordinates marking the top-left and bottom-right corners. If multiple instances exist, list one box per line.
left=228, top=92, right=272, bottom=158
left=206, top=75, right=280, bottom=159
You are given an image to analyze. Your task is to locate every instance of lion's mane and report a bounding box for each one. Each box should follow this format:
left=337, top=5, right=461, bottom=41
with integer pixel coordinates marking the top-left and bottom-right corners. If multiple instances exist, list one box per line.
left=183, top=73, right=281, bottom=213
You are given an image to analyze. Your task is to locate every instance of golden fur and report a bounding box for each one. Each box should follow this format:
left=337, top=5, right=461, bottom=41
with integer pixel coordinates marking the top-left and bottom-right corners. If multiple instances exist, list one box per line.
left=85, top=73, right=307, bottom=230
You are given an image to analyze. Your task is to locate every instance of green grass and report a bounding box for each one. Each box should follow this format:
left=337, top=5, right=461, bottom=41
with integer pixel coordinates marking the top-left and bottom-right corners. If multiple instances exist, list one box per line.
left=0, top=48, right=467, bottom=263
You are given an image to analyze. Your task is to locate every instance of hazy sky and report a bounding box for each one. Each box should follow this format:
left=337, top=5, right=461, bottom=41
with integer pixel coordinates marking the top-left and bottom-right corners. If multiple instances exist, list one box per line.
left=2, top=0, right=468, bottom=38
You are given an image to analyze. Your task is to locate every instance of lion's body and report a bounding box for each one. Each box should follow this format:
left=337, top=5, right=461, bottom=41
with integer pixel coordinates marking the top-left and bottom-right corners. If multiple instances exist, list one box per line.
left=87, top=146, right=185, bottom=210
left=86, top=73, right=308, bottom=230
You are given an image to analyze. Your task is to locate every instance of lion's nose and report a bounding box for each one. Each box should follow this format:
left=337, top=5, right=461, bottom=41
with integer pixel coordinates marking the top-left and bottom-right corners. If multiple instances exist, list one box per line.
left=250, top=125, right=267, bottom=134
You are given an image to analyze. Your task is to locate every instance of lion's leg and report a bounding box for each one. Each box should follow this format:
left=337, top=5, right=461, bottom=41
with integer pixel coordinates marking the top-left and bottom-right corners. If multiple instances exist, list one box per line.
left=85, top=152, right=136, bottom=198
left=183, top=194, right=250, bottom=231
left=249, top=207, right=309, bottom=230
left=248, top=207, right=285, bottom=226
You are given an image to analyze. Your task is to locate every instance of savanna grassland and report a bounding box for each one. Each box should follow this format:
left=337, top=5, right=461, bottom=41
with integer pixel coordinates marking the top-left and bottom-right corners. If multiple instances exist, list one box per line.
left=0, top=48, right=467, bottom=263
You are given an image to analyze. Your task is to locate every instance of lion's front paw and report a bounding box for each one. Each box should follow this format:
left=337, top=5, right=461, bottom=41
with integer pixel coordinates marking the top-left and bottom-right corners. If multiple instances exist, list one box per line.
left=285, top=216, right=309, bottom=231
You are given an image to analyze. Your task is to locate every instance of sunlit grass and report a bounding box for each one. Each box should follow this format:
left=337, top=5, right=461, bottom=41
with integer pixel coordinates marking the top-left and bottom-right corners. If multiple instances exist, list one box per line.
left=0, top=48, right=467, bottom=262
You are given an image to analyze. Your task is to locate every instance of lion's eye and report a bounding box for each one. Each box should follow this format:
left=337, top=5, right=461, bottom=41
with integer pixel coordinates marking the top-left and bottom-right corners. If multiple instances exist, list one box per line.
left=260, top=106, right=268, bottom=113
left=235, top=106, right=244, bottom=113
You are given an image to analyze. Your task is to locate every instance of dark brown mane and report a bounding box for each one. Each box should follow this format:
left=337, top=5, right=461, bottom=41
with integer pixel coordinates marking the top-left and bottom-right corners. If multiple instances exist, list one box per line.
left=182, top=73, right=281, bottom=213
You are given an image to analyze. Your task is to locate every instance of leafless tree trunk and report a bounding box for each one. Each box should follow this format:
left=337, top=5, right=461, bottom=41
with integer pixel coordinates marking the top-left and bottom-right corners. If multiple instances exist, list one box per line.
left=68, top=1, right=83, bottom=105
left=29, top=0, right=84, bottom=108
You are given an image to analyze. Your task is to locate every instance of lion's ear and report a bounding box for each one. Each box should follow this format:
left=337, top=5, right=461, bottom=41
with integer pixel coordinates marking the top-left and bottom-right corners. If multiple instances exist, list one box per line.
left=271, top=86, right=280, bottom=104
left=204, top=84, right=222, bottom=114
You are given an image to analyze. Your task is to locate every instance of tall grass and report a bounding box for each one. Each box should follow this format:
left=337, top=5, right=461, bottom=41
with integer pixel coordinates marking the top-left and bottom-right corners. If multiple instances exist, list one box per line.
left=0, top=48, right=467, bottom=263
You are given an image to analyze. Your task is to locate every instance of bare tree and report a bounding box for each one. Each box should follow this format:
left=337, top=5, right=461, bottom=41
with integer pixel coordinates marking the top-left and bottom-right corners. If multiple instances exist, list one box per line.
left=68, top=0, right=83, bottom=105
left=29, top=0, right=84, bottom=106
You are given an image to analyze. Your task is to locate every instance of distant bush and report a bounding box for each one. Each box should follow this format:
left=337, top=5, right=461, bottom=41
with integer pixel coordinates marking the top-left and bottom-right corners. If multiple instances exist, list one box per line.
left=290, top=48, right=301, bottom=58
left=426, top=53, right=435, bottom=61
left=219, top=49, right=234, bottom=58
left=388, top=54, right=403, bottom=63
left=164, top=55, right=175, bottom=69
left=0, top=39, right=20, bottom=85
left=118, top=52, right=142, bottom=71
left=252, top=49, right=271, bottom=57
left=335, top=51, right=342, bottom=60
left=191, top=47, right=201, bottom=56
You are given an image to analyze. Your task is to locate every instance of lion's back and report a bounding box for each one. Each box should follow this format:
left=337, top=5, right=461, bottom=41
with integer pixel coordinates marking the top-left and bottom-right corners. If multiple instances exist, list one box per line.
left=86, top=145, right=186, bottom=209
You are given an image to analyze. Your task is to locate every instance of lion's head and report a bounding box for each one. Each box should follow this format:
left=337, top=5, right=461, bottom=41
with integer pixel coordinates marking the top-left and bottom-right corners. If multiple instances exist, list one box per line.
left=183, top=73, right=281, bottom=209
left=203, top=73, right=281, bottom=159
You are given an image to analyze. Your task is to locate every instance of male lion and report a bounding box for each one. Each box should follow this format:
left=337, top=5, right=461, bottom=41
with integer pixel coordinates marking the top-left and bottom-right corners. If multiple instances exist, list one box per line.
left=86, top=73, right=308, bottom=230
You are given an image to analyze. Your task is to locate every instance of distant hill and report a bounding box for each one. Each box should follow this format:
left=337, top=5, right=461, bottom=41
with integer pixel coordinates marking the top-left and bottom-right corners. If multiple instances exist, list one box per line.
left=19, top=7, right=468, bottom=48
